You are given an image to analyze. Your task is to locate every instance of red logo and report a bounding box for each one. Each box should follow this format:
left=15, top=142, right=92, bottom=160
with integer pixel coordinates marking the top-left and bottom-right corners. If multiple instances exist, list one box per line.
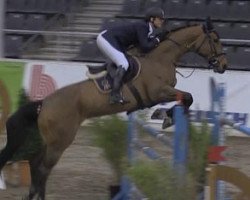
left=29, top=65, right=57, bottom=100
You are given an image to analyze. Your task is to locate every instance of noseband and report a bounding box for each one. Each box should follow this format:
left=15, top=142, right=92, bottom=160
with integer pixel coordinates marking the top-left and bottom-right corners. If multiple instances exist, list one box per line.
left=194, top=31, right=225, bottom=68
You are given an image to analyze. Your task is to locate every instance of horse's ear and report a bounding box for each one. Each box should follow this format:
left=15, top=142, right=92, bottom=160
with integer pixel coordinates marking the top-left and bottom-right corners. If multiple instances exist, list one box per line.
left=204, top=17, right=214, bottom=32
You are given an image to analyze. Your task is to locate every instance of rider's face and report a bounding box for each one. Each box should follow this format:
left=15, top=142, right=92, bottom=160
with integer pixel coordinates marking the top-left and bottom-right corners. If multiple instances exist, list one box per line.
left=153, top=17, right=165, bottom=28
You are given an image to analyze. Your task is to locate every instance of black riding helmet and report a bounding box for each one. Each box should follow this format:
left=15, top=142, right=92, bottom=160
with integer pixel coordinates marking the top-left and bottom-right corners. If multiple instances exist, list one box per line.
left=145, top=7, right=166, bottom=22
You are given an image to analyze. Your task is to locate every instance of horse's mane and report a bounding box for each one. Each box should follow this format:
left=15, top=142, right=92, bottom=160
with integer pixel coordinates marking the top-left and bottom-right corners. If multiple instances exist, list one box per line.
left=168, top=23, right=220, bottom=39
left=169, top=24, right=200, bottom=34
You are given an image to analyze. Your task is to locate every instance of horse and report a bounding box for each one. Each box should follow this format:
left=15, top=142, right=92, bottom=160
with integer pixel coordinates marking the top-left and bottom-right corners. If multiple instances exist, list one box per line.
left=0, top=18, right=227, bottom=199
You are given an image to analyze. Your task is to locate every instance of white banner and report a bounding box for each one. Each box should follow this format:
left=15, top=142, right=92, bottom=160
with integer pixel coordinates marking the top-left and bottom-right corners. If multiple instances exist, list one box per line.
left=152, top=68, right=250, bottom=126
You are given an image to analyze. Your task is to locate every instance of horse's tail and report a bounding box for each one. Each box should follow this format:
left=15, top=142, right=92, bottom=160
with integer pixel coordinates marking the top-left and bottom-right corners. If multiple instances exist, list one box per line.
left=0, top=100, right=42, bottom=171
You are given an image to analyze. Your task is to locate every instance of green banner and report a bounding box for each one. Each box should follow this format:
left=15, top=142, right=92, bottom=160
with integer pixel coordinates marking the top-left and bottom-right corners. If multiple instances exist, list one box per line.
left=0, top=61, right=25, bottom=112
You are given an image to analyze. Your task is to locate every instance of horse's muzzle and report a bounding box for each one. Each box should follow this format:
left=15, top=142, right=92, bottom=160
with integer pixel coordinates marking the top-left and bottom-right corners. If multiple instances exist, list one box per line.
left=213, top=64, right=227, bottom=74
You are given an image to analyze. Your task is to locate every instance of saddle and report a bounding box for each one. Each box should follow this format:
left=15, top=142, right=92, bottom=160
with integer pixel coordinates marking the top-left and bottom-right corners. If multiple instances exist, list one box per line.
left=86, top=56, right=141, bottom=93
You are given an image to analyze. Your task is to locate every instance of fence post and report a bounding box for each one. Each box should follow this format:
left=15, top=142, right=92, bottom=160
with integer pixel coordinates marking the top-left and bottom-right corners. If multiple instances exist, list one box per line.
left=128, top=112, right=136, bottom=165
left=210, top=78, right=226, bottom=200
left=173, top=105, right=189, bottom=175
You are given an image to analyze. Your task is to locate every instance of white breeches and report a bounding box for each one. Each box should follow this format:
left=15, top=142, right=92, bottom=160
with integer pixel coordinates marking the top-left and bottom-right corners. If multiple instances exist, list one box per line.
left=96, top=31, right=129, bottom=70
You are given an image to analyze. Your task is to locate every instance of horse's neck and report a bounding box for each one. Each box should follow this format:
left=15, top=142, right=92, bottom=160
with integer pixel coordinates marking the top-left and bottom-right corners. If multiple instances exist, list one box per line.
left=147, top=25, right=203, bottom=64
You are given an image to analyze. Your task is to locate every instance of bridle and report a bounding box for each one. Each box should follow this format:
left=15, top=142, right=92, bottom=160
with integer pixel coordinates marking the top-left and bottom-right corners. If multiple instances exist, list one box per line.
left=166, top=29, right=225, bottom=70
left=194, top=30, right=226, bottom=69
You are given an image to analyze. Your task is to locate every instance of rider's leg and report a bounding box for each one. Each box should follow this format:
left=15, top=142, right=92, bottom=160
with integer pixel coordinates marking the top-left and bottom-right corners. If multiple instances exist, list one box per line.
left=110, top=65, right=126, bottom=104
left=96, top=31, right=129, bottom=104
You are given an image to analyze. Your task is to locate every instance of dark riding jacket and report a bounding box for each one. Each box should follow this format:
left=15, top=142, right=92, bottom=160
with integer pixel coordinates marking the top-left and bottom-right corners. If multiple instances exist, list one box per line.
left=101, top=21, right=160, bottom=53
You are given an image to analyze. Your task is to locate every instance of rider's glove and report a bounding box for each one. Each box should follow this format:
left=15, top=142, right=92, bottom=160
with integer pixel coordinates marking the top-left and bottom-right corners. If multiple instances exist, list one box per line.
left=155, top=27, right=169, bottom=42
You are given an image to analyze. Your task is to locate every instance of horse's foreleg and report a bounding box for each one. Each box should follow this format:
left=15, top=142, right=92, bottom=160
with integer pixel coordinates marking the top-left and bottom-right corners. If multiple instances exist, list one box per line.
left=152, top=86, right=193, bottom=128
left=159, top=85, right=193, bottom=115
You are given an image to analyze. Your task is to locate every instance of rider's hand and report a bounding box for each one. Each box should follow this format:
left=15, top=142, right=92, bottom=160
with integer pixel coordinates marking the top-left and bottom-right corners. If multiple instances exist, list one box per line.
left=155, top=27, right=169, bottom=42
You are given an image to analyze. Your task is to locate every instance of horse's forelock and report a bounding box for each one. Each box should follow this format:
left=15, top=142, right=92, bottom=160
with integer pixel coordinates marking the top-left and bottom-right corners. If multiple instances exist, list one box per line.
left=212, top=31, right=220, bottom=39
left=201, top=24, right=221, bottom=39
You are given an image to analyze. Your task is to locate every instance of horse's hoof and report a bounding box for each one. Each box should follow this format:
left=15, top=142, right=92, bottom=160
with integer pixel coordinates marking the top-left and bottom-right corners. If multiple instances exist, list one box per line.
left=151, top=108, right=168, bottom=119
left=162, top=117, right=173, bottom=129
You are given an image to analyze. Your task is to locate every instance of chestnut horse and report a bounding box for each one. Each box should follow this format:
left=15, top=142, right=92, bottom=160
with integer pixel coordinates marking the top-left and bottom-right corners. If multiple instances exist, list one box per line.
left=0, top=19, right=227, bottom=199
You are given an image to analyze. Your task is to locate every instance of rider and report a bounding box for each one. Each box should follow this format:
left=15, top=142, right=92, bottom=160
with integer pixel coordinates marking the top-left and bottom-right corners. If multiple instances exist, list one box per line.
left=96, top=7, right=167, bottom=104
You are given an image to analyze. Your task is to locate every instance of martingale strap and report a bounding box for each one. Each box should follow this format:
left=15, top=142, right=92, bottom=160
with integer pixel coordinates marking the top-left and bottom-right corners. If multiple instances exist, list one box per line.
left=127, top=82, right=145, bottom=110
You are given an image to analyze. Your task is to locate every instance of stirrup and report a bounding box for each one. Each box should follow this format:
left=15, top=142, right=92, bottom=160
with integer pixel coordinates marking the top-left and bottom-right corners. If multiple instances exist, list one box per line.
left=162, top=116, right=173, bottom=129
left=109, top=93, right=124, bottom=104
left=110, top=98, right=125, bottom=104
left=109, top=92, right=129, bottom=105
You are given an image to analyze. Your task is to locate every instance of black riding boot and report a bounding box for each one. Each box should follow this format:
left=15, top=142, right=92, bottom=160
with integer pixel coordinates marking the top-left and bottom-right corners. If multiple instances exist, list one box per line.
left=110, top=66, right=126, bottom=104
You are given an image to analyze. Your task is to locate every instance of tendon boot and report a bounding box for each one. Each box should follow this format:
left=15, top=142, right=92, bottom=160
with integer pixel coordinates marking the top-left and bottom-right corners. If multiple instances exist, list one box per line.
left=110, top=66, right=126, bottom=104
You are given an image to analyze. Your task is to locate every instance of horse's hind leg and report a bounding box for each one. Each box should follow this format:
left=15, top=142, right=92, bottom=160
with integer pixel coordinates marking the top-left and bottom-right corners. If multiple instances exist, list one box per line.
left=26, top=144, right=66, bottom=200
left=26, top=123, right=81, bottom=200
left=26, top=147, right=46, bottom=200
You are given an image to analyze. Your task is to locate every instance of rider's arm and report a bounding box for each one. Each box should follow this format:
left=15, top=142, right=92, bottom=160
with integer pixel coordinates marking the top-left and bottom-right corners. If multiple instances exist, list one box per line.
left=136, top=23, right=160, bottom=53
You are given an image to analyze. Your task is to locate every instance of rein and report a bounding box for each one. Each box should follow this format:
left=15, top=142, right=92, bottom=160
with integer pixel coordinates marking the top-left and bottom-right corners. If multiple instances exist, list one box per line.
left=176, top=68, right=196, bottom=79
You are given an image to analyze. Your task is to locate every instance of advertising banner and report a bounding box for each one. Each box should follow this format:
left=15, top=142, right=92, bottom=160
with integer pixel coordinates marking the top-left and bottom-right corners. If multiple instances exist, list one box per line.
left=23, top=61, right=88, bottom=101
